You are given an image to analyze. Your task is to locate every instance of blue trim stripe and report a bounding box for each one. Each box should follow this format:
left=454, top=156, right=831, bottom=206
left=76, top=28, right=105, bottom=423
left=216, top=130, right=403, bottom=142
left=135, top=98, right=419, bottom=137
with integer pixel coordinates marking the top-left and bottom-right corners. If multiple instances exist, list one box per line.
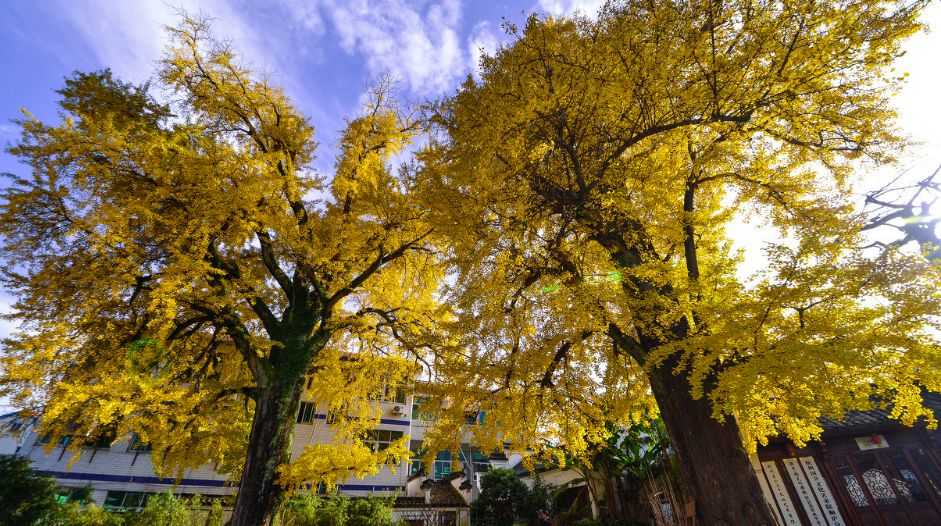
left=336, top=484, right=404, bottom=491
left=40, top=470, right=229, bottom=487
left=309, top=413, right=410, bottom=427
left=41, top=470, right=404, bottom=493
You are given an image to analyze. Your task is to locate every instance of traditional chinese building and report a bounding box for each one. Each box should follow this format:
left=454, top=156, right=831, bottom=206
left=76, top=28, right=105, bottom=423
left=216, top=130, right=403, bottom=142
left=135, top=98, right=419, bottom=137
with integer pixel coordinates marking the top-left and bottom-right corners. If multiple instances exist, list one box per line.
left=753, top=392, right=941, bottom=526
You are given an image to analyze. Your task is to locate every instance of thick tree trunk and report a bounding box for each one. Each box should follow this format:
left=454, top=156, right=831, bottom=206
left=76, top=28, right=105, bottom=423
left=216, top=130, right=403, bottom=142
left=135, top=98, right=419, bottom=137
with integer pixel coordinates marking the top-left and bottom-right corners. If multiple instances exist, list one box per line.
left=230, top=379, right=304, bottom=526
left=648, top=359, right=776, bottom=526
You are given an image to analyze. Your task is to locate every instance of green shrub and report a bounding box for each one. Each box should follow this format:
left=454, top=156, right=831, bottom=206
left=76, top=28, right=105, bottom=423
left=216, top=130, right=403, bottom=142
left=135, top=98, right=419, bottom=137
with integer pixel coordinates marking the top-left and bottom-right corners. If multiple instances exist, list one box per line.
left=0, top=454, right=62, bottom=526
left=346, top=497, right=396, bottom=526
left=278, top=494, right=399, bottom=526
left=280, top=493, right=322, bottom=526
left=471, top=469, right=553, bottom=526
left=62, top=504, right=126, bottom=526
left=125, top=492, right=191, bottom=526
left=205, top=499, right=224, bottom=526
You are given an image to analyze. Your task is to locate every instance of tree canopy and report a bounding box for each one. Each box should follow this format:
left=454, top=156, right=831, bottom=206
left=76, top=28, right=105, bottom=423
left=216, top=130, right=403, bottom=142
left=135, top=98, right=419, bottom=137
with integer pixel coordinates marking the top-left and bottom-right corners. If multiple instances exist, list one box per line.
left=2, top=2, right=941, bottom=524
left=0, top=18, right=440, bottom=525
left=0, top=454, right=63, bottom=526
left=416, top=0, right=940, bottom=522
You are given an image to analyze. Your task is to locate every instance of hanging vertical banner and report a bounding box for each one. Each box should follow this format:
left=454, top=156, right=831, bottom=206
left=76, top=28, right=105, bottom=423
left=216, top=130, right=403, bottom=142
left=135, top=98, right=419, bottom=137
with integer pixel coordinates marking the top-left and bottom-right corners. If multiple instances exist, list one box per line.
left=762, top=461, right=802, bottom=526
left=784, top=458, right=828, bottom=526
left=799, top=456, right=846, bottom=526
left=752, top=454, right=787, bottom=526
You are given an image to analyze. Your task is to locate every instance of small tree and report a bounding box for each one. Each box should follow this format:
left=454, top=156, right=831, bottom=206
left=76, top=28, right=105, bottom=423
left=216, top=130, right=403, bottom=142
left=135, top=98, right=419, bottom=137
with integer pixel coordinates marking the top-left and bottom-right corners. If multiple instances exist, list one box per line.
left=0, top=454, right=61, bottom=526
left=471, top=468, right=550, bottom=526
left=279, top=494, right=321, bottom=526
left=346, top=497, right=397, bottom=526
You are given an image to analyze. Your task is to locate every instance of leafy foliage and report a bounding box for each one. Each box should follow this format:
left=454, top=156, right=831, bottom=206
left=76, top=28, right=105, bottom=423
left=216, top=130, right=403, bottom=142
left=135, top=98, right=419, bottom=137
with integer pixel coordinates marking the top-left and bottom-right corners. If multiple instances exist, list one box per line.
left=470, top=468, right=552, bottom=526
left=416, top=0, right=939, bottom=521
left=278, top=493, right=399, bottom=526
left=131, top=492, right=192, bottom=526
left=418, top=0, right=939, bottom=458
left=0, top=454, right=61, bottom=526
left=0, top=16, right=440, bottom=524
left=597, top=420, right=670, bottom=481
left=54, top=492, right=224, bottom=526
left=0, top=467, right=217, bottom=526
left=59, top=505, right=128, bottom=526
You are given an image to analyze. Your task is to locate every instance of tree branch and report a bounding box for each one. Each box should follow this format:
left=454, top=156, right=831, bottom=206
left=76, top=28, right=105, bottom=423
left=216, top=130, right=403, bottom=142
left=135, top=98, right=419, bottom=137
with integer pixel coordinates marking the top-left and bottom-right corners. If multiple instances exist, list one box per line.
left=255, top=230, right=294, bottom=298
left=205, top=241, right=281, bottom=337
left=325, top=228, right=434, bottom=311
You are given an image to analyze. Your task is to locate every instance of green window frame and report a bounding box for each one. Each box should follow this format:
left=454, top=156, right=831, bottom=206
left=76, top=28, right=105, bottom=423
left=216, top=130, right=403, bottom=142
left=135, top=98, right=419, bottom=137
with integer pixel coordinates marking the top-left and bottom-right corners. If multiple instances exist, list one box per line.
left=296, top=402, right=316, bottom=424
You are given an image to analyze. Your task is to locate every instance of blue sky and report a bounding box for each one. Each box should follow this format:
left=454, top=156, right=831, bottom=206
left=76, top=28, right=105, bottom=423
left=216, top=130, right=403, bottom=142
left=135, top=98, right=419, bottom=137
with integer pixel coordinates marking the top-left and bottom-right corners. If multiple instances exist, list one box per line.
left=0, top=1, right=939, bottom=412
left=1, top=0, right=938, bottom=187
left=0, top=0, right=609, bottom=177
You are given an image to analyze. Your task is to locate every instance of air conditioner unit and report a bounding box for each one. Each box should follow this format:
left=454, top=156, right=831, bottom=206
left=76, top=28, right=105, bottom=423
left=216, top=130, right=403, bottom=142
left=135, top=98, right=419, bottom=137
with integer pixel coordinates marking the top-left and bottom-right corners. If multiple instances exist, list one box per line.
left=391, top=405, right=404, bottom=415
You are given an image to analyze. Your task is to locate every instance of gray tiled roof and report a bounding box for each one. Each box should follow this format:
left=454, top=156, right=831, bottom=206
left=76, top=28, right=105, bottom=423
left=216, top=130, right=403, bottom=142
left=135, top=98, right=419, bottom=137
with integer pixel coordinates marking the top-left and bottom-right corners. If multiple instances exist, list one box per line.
left=819, top=391, right=941, bottom=434
left=394, top=497, right=429, bottom=508
left=429, top=481, right=467, bottom=507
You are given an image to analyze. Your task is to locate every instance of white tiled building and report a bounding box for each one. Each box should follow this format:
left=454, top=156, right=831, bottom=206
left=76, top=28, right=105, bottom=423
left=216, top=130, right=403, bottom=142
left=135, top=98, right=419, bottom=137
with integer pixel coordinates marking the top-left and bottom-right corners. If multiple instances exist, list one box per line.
left=0, top=390, right=504, bottom=525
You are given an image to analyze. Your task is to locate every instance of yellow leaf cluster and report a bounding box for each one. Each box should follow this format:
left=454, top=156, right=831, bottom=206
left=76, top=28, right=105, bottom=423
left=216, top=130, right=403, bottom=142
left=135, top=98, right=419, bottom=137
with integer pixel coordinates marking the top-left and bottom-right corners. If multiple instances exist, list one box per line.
left=415, top=0, right=938, bottom=463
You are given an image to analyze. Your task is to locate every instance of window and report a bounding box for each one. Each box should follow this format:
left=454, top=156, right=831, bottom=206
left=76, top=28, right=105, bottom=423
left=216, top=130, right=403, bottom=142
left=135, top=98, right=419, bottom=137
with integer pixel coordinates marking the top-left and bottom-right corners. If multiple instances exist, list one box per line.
left=103, top=491, right=153, bottom=510
left=855, top=455, right=899, bottom=506
left=834, top=457, right=870, bottom=507
left=472, top=450, right=491, bottom=473
left=89, top=425, right=117, bottom=449
left=56, top=486, right=92, bottom=505
left=177, top=493, right=235, bottom=506
left=433, top=451, right=452, bottom=480
left=297, top=402, right=316, bottom=424
left=412, top=396, right=434, bottom=421
left=411, top=448, right=426, bottom=476
left=440, top=511, right=457, bottom=526
left=382, top=384, right=407, bottom=404
left=127, top=433, right=152, bottom=452
left=37, top=433, right=72, bottom=446
left=365, top=429, right=404, bottom=452
left=410, top=448, right=454, bottom=480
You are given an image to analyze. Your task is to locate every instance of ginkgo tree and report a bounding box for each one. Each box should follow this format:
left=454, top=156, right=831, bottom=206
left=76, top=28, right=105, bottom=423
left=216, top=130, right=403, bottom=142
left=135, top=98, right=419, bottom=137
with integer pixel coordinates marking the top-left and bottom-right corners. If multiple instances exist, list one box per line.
left=0, top=19, right=441, bottom=526
left=416, top=0, right=941, bottom=524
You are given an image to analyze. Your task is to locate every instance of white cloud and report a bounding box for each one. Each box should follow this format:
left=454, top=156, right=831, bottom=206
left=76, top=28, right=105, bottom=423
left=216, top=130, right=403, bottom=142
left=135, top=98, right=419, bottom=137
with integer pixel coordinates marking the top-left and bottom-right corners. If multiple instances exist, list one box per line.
left=468, top=21, right=500, bottom=80
left=892, top=3, right=941, bottom=155
left=45, top=1, right=317, bottom=98
left=315, top=0, right=470, bottom=96
left=33, top=0, right=342, bottom=153
left=279, top=0, right=327, bottom=34
left=49, top=0, right=175, bottom=83
left=537, top=0, right=605, bottom=18
left=35, top=0, right=489, bottom=110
